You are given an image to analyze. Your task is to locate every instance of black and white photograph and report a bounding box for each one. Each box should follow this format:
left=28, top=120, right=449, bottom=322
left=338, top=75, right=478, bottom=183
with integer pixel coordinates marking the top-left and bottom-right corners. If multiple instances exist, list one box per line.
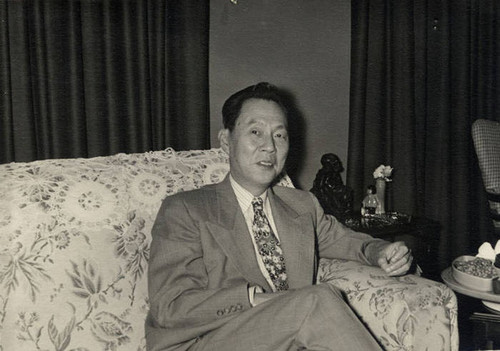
left=1, top=1, right=499, bottom=350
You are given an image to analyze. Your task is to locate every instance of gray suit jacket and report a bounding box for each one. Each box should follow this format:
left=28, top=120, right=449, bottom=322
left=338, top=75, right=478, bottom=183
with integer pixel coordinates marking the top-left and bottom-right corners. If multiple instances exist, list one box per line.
left=145, top=176, right=385, bottom=351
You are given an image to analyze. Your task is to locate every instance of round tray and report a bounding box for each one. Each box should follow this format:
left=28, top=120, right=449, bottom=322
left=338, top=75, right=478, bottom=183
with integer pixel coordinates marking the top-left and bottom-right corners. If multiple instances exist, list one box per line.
left=483, top=301, right=500, bottom=314
left=442, top=267, right=500, bottom=303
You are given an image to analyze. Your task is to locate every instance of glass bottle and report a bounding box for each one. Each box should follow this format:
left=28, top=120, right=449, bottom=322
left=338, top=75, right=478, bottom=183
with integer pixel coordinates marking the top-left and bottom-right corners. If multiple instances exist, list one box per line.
left=361, top=185, right=379, bottom=216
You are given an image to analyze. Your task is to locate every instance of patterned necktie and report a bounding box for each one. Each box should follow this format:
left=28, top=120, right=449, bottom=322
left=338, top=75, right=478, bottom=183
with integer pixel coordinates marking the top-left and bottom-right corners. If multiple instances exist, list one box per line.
left=251, top=197, right=289, bottom=291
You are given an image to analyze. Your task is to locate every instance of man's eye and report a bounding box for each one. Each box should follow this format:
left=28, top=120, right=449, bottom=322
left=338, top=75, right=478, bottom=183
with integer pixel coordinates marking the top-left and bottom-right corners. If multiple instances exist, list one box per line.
left=251, top=130, right=259, bottom=135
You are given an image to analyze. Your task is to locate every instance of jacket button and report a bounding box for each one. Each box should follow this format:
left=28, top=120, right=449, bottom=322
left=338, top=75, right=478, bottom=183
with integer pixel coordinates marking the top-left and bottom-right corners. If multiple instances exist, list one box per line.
left=217, top=310, right=224, bottom=316
left=236, top=303, right=243, bottom=310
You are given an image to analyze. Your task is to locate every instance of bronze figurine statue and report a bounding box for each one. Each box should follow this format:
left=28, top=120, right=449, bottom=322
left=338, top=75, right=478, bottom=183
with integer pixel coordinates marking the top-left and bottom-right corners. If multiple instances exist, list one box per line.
left=310, top=153, right=353, bottom=223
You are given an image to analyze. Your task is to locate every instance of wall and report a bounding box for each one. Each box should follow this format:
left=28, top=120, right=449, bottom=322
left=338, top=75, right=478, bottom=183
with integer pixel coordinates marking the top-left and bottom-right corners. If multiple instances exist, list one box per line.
left=209, top=0, right=351, bottom=190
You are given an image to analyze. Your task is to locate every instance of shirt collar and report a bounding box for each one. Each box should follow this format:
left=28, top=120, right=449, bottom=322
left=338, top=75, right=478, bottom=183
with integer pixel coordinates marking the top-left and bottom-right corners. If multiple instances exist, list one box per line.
left=229, top=175, right=268, bottom=212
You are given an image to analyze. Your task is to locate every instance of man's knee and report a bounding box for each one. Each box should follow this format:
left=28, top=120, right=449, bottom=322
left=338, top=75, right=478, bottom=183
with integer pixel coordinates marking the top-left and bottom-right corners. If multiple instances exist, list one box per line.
left=288, top=284, right=346, bottom=314
left=298, top=283, right=344, bottom=302
left=315, top=283, right=344, bottom=299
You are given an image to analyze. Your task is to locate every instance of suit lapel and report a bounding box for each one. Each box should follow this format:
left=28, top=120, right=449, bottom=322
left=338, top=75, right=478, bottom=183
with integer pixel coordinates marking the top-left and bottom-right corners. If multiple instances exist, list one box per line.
left=207, top=178, right=315, bottom=291
left=268, top=189, right=315, bottom=289
left=207, top=177, right=272, bottom=291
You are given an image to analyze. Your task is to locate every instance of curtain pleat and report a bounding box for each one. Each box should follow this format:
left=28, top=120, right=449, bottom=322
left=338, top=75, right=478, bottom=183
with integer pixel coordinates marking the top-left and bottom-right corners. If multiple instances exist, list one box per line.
left=349, top=0, right=422, bottom=216
left=0, top=0, right=209, bottom=164
left=348, top=0, right=499, bottom=271
left=165, top=1, right=210, bottom=149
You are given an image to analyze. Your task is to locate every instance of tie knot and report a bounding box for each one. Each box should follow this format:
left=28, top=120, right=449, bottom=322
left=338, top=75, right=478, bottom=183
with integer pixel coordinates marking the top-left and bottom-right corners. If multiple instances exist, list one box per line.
left=252, top=197, right=264, bottom=211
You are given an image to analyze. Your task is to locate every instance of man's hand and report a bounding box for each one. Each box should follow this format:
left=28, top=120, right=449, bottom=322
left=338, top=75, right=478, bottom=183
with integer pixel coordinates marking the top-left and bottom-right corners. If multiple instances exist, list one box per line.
left=377, top=241, right=413, bottom=276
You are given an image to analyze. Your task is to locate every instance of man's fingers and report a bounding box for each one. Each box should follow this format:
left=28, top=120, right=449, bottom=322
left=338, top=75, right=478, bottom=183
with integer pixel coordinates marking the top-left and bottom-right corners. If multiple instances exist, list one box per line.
left=383, top=249, right=413, bottom=276
left=388, top=255, right=414, bottom=276
left=387, top=245, right=409, bottom=264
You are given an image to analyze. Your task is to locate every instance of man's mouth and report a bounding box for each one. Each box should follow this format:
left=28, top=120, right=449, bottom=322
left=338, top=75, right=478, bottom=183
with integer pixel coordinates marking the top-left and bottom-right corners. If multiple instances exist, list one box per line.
left=257, top=161, right=274, bottom=167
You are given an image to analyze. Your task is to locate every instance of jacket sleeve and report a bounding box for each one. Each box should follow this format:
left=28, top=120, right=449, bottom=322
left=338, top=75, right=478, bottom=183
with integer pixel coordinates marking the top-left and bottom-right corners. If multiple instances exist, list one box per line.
left=309, top=192, right=388, bottom=265
left=147, top=195, right=252, bottom=338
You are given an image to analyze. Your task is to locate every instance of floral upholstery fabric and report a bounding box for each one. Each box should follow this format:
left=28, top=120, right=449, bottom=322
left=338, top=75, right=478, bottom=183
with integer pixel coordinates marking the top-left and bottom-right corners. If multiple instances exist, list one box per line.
left=0, top=148, right=457, bottom=351
left=318, top=259, right=458, bottom=351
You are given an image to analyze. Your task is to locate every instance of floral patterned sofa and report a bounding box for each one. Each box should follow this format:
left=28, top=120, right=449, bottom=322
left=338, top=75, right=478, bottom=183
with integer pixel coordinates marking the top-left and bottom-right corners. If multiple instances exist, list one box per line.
left=0, top=148, right=458, bottom=351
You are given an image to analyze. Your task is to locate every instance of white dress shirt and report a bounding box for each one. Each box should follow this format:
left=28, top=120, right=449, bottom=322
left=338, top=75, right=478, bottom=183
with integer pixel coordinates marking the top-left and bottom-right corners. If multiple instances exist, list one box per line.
left=229, top=176, right=282, bottom=302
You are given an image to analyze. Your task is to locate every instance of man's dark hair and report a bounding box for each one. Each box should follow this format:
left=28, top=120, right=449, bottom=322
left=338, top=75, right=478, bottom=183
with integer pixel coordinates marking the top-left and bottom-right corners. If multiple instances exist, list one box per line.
left=222, top=82, right=289, bottom=131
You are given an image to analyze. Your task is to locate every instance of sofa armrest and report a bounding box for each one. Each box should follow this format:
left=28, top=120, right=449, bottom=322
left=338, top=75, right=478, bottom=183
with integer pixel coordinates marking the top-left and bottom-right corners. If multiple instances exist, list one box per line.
left=317, top=258, right=458, bottom=351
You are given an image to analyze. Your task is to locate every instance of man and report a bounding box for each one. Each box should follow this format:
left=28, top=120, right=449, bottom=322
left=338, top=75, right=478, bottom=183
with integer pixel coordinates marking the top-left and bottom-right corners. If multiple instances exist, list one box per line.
left=146, top=82, right=413, bottom=351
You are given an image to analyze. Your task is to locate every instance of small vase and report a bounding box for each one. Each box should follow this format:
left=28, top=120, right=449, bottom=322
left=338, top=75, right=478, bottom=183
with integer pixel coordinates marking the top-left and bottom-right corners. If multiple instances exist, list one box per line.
left=375, top=178, right=386, bottom=214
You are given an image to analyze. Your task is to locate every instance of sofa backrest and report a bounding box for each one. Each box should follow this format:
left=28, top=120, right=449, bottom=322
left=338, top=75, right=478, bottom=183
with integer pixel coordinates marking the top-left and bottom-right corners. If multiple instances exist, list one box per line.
left=0, top=148, right=293, bottom=351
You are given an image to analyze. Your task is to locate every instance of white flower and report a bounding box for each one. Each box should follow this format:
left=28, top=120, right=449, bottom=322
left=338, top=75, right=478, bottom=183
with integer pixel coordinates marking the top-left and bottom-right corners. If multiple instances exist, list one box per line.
left=476, top=240, right=500, bottom=261
left=373, top=165, right=393, bottom=181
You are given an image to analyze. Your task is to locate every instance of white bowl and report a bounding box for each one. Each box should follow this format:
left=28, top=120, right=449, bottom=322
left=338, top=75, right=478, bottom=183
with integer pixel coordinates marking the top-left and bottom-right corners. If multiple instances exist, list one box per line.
left=452, top=255, right=494, bottom=292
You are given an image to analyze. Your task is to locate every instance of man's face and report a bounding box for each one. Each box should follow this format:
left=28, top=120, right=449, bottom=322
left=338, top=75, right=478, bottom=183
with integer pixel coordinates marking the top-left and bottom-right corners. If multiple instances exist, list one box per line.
left=220, top=98, right=289, bottom=196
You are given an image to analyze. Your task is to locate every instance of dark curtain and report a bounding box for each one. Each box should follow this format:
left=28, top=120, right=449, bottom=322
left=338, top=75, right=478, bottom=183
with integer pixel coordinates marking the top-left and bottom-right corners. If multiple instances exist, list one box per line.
left=348, top=0, right=500, bottom=270
left=0, top=0, right=209, bottom=164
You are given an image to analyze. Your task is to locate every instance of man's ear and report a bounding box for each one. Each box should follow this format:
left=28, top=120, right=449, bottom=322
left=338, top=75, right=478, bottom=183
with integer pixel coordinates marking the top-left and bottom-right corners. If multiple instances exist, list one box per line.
left=218, top=129, right=230, bottom=154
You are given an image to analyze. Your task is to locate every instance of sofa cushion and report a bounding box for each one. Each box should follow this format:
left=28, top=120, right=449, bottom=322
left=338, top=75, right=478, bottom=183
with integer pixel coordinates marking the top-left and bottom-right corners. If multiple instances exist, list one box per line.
left=318, top=259, right=458, bottom=351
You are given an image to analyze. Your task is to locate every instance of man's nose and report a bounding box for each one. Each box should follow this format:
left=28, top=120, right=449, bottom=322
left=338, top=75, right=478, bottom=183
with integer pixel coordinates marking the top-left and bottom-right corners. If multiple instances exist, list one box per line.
left=260, top=134, right=276, bottom=152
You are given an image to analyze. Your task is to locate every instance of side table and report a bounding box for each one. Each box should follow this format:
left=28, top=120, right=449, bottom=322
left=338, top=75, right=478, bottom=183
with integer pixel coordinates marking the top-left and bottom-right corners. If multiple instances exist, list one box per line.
left=470, top=312, right=500, bottom=350
left=442, top=267, right=500, bottom=350
left=345, top=216, right=441, bottom=279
